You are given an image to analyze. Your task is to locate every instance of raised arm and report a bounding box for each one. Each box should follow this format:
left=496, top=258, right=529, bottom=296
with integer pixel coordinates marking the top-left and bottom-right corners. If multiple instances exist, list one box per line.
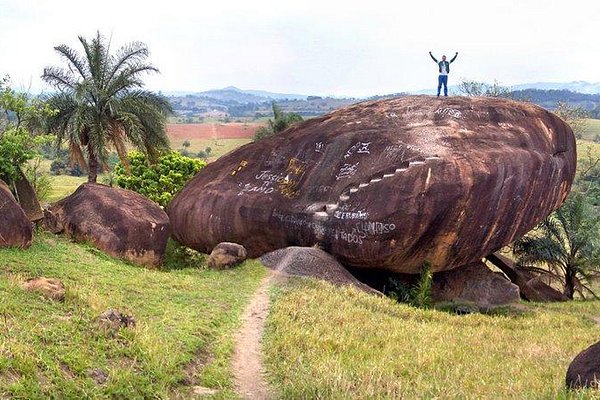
left=450, top=52, right=458, bottom=63
left=429, top=51, right=438, bottom=63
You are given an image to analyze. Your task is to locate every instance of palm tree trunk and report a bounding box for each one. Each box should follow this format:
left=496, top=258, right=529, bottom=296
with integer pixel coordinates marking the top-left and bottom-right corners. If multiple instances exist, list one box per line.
left=564, top=267, right=576, bottom=300
left=87, top=147, right=99, bottom=183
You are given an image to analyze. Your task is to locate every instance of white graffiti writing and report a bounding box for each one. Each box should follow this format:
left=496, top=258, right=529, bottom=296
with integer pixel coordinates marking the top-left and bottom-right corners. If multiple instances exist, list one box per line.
left=315, top=142, right=325, bottom=153
left=434, top=107, right=462, bottom=119
left=333, top=210, right=369, bottom=220
left=255, top=170, right=287, bottom=183
left=344, top=141, right=371, bottom=159
left=238, top=181, right=274, bottom=196
left=335, top=162, right=360, bottom=180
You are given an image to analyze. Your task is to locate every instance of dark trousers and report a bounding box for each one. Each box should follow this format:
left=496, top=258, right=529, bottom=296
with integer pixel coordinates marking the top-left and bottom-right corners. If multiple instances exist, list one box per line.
left=437, top=75, right=448, bottom=96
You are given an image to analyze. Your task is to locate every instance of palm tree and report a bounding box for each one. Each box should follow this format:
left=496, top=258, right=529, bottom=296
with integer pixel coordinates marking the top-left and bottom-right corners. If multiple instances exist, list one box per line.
left=42, top=32, right=171, bottom=183
left=512, top=194, right=600, bottom=299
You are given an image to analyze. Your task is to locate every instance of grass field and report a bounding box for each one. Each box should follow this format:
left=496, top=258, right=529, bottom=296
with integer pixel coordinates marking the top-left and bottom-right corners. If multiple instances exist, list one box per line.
left=581, top=118, right=600, bottom=142
left=0, top=233, right=265, bottom=399
left=264, top=279, right=600, bottom=399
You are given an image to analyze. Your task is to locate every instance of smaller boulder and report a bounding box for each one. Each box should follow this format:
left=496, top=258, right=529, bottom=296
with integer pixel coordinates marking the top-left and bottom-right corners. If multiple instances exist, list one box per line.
left=49, top=183, right=170, bottom=267
left=21, top=277, right=65, bottom=301
left=207, top=242, right=247, bottom=269
left=260, top=246, right=377, bottom=293
left=98, top=309, right=136, bottom=330
left=0, top=179, right=33, bottom=248
left=432, top=262, right=520, bottom=306
left=567, top=341, right=600, bottom=389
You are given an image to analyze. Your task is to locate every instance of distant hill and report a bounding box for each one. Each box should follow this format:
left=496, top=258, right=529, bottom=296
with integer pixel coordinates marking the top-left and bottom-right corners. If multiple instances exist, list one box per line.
left=166, top=86, right=308, bottom=104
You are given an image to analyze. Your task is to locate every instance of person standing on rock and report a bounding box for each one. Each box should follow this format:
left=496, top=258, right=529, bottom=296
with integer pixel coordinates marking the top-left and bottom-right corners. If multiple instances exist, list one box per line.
left=429, top=51, right=458, bottom=97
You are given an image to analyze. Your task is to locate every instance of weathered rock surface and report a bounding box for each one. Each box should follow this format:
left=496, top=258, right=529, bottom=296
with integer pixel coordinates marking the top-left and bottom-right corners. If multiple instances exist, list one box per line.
left=0, top=179, right=32, bottom=248
left=487, top=252, right=567, bottom=302
left=566, top=341, right=600, bottom=389
left=207, top=242, right=247, bottom=269
left=49, top=183, right=170, bottom=267
left=260, top=246, right=377, bottom=293
left=432, top=261, right=520, bottom=306
left=168, top=96, right=576, bottom=273
left=21, top=277, right=65, bottom=301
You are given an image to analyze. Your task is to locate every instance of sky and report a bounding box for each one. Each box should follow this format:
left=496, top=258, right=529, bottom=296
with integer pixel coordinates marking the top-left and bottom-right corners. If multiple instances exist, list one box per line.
left=1, top=0, right=598, bottom=97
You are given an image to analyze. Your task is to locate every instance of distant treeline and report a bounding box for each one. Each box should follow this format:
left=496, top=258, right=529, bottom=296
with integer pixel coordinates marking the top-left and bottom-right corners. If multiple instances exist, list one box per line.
left=510, top=89, right=600, bottom=117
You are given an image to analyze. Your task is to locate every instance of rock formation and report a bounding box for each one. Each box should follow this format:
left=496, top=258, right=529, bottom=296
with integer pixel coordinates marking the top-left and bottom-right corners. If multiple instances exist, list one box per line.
left=0, top=179, right=32, bottom=248
left=49, top=183, right=170, bottom=267
left=168, top=96, right=576, bottom=273
left=566, top=341, right=600, bottom=389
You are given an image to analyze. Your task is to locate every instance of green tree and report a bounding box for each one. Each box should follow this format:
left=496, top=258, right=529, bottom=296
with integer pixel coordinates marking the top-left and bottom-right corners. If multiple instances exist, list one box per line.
left=114, top=151, right=205, bottom=207
left=42, top=32, right=172, bottom=183
left=513, top=194, right=600, bottom=299
left=0, top=77, right=54, bottom=185
left=554, top=101, right=589, bottom=139
left=458, top=79, right=512, bottom=98
left=254, top=102, right=303, bottom=141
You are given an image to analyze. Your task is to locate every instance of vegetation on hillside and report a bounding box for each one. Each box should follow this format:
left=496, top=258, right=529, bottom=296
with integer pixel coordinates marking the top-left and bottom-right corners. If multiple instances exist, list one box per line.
left=42, top=32, right=172, bottom=183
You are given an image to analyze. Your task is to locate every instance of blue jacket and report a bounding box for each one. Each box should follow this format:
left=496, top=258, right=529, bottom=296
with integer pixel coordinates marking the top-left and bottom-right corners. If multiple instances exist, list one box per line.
left=429, top=52, right=458, bottom=73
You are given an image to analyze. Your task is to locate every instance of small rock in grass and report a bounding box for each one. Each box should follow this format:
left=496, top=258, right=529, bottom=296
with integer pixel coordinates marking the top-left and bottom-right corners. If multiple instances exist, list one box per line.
left=192, top=386, right=218, bottom=396
left=21, top=277, right=65, bottom=301
left=98, top=309, right=136, bottom=330
left=207, top=242, right=247, bottom=269
left=88, top=368, right=108, bottom=384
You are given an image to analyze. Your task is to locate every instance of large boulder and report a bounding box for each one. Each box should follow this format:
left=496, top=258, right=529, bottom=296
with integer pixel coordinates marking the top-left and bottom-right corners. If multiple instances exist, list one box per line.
left=566, top=341, right=600, bottom=389
left=168, top=96, right=576, bottom=273
left=0, top=179, right=32, bottom=248
left=49, top=183, right=170, bottom=267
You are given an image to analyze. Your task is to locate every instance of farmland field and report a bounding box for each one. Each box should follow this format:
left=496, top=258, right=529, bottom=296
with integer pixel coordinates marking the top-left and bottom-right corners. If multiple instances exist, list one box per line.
left=166, top=122, right=262, bottom=140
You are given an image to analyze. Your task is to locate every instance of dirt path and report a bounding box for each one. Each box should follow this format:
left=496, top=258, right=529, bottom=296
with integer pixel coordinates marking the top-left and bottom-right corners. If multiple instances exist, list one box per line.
left=231, top=271, right=278, bottom=399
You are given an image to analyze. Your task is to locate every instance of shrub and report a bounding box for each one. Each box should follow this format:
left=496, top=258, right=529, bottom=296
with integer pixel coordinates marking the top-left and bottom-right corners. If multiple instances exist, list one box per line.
left=386, top=262, right=433, bottom=309
left=114, top=151, right=205, bottom=207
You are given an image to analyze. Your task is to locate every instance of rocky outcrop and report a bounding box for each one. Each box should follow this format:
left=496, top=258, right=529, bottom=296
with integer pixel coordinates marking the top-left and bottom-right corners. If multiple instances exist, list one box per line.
left=566, top=341, right=600, bottom=389
left=207, top=242, right=247, bottom=269
left=168, top=96, right=576, bottom=273
left=486, top=252, right=567, bottom=302
left=432, top=262, right=520, bottom=306
left=0, top=179, right=32, bottom=248
left=49, top=183, right=170, bottom=267
left=260, top=246, right=377, bottom=293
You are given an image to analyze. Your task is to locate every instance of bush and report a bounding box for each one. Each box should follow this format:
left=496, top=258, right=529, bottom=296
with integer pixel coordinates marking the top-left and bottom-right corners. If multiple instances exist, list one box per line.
left=114, top=151, right=205, bottom=207
left=386, top=262, right=433, bottom=309
left=24, top=157, right=52, bottom=202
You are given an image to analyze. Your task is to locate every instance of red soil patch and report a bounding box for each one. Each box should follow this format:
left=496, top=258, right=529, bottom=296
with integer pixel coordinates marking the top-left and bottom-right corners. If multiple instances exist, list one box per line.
left=167, top=123, right=263, bottom=140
